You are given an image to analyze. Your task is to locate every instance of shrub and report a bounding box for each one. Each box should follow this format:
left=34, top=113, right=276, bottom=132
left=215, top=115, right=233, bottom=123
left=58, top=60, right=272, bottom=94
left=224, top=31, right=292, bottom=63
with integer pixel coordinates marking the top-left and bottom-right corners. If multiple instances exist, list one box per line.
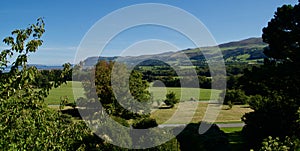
left=260, top=136, right=300, bottom=151
left=164, top=91, right=179, bottom=108
left=132, top=117, right=158, bottom=129
left=220, top=89, right=248, bottom=106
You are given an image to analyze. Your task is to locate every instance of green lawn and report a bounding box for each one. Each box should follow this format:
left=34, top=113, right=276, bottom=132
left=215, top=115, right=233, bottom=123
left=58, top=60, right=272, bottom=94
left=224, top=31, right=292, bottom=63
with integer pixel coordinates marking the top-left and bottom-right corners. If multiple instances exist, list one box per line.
left=46, top=82, right=221, bottom=105
left=46, top=82, right=251, bottom=124
left=151, top=103, right=253, bottom=124
left=45, top=81, right=85, bottom=105
left=220, top=127, right=243, bottom=133
left=149, top=87, right=221, bottom=102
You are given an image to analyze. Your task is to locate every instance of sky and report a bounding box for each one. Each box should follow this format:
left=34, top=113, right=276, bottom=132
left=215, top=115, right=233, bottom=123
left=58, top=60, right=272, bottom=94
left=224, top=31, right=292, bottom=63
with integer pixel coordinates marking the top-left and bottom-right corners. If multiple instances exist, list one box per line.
left=0, top=0, right=298, bottom=65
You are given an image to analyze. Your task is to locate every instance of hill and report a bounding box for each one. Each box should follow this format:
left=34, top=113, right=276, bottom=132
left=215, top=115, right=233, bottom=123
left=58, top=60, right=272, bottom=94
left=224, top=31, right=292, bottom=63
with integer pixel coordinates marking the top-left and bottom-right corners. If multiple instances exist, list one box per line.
left=83, top=37, right=267, bottom=67
left=219, top=37, right=265, bottom=48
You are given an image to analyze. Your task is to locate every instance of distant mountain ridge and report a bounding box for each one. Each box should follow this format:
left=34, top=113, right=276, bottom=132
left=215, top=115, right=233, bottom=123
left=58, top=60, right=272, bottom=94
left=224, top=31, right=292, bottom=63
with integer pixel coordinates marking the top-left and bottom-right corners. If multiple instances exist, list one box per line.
left=219, top=37, right=265, bottom=48
left=2, top=64, right=64, bottom=73
left=83, top=37, right=267, bottom=66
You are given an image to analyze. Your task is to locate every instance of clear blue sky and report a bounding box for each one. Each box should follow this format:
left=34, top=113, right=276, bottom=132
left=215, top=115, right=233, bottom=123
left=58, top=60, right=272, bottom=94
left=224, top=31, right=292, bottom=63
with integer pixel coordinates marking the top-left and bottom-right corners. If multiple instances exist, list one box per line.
left=0, top=0, right=298, bottom=65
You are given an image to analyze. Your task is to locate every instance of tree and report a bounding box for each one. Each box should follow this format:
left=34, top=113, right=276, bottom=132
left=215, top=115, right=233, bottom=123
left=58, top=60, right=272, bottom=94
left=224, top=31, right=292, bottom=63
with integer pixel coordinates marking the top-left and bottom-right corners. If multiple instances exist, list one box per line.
left=87, top=61, right=151, bottom=119
left=79, top=61, right=182, bottom=150
left=176, top=123, right=230, bottom=151
left=0, top=18, right=93, bottom=150
left=262, top=3, right=300, bottom=64
left=132, top=117, right=158, bottom=129
left=220, top=89, right=248, bottom=109
left=240, top=2, right=300, bottom=149
left=164, top=91, right=179, bottom=108
left=260, top=136, right=300, bottom=151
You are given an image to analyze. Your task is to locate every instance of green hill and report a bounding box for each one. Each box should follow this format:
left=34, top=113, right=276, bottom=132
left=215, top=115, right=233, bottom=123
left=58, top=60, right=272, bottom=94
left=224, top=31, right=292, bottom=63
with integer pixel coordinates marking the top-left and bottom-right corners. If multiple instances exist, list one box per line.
left=83, top=37, right=267, bottom=66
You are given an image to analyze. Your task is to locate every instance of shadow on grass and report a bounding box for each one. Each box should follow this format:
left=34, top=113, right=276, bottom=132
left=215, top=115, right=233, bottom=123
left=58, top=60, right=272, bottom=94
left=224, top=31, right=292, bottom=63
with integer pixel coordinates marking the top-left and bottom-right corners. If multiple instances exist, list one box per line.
left=158, top=106, right=172, bottom=109
left=176, top=123, right=230, bottom=151
left=227, top=131, right=246, bottom=151
left=61, top=108, right=82, bottom=118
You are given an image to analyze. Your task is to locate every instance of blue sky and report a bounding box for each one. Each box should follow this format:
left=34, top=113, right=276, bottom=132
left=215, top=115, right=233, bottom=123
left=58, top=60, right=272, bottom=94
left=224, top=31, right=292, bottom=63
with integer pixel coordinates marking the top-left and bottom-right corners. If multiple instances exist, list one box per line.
left=0, top=0, right=298, bottom=65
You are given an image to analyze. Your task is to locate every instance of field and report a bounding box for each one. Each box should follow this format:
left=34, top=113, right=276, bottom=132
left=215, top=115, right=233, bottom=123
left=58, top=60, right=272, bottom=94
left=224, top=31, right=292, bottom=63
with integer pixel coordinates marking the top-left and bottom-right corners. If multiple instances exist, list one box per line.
left=151, top=102, right=253, bottom=124
left=45, top=81, right=251, bottom=150
left=45, top=81, right=252, bottom=124
left=149, top=87, right=221, bottom=102
left=45, top=82, right=221, bottom=104
left=45, top=81, right=85, bottom=105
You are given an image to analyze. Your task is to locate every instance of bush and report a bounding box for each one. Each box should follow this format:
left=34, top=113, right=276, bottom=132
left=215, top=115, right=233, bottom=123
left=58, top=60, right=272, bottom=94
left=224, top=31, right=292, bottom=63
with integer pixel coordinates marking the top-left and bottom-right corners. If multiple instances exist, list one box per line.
left=164, top=91, right=179, bottom=108
left=132, top=117, right=158, bottom=129
left=220, top=89, right=248, bottom=106
left=0, top=18, right=93, bottom=150
left=176, top=122, right=230, bottom=151
left=0, top=97, right=92, bottom=150
left=260, top=136, right=300, bottom=151
left=242, top=95, right=300, bottom=149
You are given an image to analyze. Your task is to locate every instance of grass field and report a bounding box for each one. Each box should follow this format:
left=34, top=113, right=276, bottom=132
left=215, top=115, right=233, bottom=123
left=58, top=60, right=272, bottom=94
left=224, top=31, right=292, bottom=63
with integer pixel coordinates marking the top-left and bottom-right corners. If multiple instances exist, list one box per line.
left=46, top=82, right=221, bottom=105
left=149, top=87, right=221, bottom=102
left=151, top=102, right=253, bottom=124
left=46, top=81, right=251, bottom=124
left=220, top=127, right=243, bottom=133
left=45, top=81, right=85, bottom=105
left=46, top=82, right=250, bottom=124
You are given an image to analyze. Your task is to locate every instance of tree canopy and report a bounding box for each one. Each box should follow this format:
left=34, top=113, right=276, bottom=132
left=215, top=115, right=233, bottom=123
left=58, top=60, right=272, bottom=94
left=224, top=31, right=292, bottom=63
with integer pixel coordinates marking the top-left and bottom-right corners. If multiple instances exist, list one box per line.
left=240, top=2, right=300, bottom=149
left=262, top=3, right=300, bottom=64
left=0, top=18, right=94, bottom=150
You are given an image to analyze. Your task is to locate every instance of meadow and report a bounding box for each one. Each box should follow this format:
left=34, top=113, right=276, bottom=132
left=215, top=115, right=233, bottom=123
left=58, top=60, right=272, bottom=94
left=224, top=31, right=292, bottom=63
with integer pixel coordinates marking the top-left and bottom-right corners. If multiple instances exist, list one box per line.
left=45, top=81, right=252, bottom=124
left=45, top=81, right=221, bottom=104
left=149, top=87, right=221, bottom=102
left=44, top=82, right=250, bottom=150
left=45, top=81, right=85, bottom=105
left=151, top=102, right=252, bottom=124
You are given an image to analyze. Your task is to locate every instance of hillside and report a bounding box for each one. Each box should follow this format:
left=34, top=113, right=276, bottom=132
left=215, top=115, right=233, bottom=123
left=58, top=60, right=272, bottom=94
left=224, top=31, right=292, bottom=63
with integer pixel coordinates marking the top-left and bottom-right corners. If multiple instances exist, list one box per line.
left=219, top=37, right=266, bottom=48
left=83, top=37, right=268, bottom=66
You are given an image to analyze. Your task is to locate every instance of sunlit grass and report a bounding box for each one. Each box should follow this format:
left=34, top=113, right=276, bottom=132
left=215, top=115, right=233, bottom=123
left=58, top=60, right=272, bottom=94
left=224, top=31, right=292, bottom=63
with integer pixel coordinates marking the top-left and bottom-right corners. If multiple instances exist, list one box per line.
left=46, top=82, right=221, bottom=105
left=151, top=103, right=252, bottom=124
left=149, top=87, right=221, bottom=102
left=45, top=81, right=84, bottom=105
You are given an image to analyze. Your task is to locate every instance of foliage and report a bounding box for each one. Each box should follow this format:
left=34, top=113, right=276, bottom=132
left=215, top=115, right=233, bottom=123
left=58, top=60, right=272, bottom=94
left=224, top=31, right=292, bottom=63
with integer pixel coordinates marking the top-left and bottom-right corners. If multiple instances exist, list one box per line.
left=135, top=63, right=259, bottom=90
left=129, top=70, right=151, bottom=113
left=0, top=19, right=94, bottom=150
left=242, top=95, right=300, bottom=148
left=0, top=97, right=91, bottom=150
left=35, top=69, right=72, bottom=88
left=164, top=91, right=179, bottom=108
left=262, top=3, right=300, bottom=63
left=111, top=116, right=130, bottom=127
left=132, top=117, right=158, bottom=129
left=260, top=136, right=300, bottom=151
left=239, top=2, right=300, bottom=149
left=176, top=123, right=230, bottom=151
left=220, top=89, right=248, bottom=109
left=84, top=60, right=151, bottom=119
left=226, top=74, right=241, bottom=89
left=79, top=60, right=184, bottom=150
